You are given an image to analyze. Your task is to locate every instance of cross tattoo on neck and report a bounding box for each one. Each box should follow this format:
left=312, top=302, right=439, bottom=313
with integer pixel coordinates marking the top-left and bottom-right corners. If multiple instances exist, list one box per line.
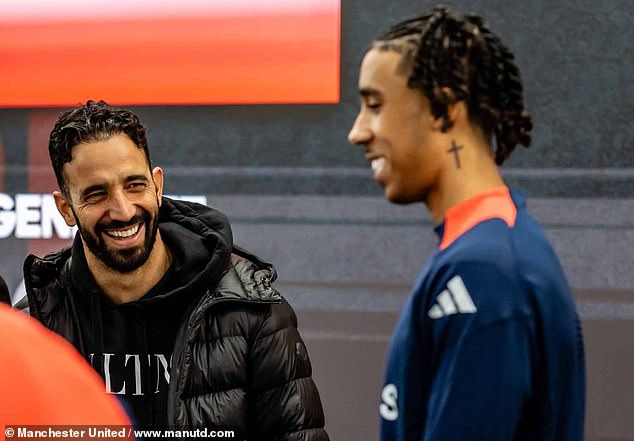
left=447, top=140, right=464, bottom=169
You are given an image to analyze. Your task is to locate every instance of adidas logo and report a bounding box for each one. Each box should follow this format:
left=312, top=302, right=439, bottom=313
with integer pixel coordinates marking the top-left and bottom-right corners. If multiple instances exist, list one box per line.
left=428, top=275, right=477, bottom=319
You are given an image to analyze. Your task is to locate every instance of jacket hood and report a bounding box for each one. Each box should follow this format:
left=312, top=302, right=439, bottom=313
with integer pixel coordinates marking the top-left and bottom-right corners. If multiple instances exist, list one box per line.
left=139, top=197, right=234, bottom=304
left=160, top=197, right=233, bottom=255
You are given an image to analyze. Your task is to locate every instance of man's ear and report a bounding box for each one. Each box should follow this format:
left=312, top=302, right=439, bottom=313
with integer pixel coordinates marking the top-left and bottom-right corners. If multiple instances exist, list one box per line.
left=53, top=190, right=76, bottom=227
left=152, top=167, right=164, bottom=206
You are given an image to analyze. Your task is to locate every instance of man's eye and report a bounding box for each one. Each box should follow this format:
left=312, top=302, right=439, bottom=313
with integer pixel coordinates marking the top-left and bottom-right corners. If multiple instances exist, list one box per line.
left=129, top=183, right=146, bottom=190
left=85, top=192, right=106, bottom=201
left=367, top=102, right=382, bottom=110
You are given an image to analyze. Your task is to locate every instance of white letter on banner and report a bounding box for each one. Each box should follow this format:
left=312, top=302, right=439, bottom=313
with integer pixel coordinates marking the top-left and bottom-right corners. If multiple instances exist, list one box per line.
left=0, top=193, right=16, bottom=238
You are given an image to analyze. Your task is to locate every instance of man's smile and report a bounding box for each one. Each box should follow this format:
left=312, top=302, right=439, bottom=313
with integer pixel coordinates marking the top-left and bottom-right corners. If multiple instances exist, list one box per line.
left=104, top=222, right=140, bottom=239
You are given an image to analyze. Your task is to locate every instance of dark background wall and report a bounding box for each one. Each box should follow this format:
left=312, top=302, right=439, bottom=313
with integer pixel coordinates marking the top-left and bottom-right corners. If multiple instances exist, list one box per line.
left=0, top=1, right=632, bottom=440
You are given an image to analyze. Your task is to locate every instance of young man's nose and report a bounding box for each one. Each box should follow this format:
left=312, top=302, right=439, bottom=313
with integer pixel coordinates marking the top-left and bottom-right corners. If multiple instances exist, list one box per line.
left=348, top=114, right=372, bottom=146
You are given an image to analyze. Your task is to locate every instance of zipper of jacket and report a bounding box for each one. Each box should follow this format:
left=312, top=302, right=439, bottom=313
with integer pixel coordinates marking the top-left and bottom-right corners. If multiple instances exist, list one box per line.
left=166, top=294, right=281, bottom=427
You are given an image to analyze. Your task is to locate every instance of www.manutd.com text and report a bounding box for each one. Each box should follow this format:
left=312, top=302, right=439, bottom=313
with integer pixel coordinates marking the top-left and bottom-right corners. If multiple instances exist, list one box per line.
left=5, top=426, right=236, bottom=439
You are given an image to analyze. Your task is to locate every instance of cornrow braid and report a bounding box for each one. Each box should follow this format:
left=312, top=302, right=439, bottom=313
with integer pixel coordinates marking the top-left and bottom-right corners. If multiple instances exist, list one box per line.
left=373, top=5, right=532, bottom=164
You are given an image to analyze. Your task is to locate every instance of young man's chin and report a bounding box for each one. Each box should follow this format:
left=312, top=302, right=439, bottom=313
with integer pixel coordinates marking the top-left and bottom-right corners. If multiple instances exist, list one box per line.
left=385, top=189, right=416, bottom=205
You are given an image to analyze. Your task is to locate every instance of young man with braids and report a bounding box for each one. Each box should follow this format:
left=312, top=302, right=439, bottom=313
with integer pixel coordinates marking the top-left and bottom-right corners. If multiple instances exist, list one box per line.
left=23, top=100, right=328, bottom=440
left=348, top=5, right=584, bottom=441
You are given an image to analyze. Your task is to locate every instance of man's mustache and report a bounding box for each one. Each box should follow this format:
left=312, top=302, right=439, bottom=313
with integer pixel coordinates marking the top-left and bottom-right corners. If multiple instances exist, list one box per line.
left=96, top=213, right=146, bottom=231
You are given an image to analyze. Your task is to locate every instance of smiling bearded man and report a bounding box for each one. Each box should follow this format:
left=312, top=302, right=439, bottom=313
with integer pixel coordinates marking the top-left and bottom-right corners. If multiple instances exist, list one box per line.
left=23, top=100, right=329, bottom=440
left=56, top=132, right=163, bottom=277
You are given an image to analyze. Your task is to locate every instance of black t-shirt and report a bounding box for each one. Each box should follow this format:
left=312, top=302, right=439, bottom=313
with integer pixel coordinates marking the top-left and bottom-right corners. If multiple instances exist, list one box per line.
left=69, top=223, right=214, bottom=429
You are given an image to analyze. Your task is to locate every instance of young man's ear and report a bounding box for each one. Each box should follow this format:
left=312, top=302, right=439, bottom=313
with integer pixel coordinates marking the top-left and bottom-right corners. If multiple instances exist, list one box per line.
left=152, top=167, right=164, bottom=206
left=53, top=191, right=76, bottom=227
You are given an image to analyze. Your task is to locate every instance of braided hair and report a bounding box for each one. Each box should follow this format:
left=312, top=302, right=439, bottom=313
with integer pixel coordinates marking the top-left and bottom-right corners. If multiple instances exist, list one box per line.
left=373, top=5, right=532, bottom=164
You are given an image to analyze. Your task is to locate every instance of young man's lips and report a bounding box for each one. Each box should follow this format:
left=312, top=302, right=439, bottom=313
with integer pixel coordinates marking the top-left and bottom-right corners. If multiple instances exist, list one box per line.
left=364, top=152, right=381, bottom=161
left=371, top=157, right=386, bottom=173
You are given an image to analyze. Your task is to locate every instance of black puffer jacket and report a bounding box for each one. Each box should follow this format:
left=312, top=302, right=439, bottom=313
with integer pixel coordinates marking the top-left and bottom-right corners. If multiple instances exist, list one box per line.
left=24, top=198, right=328, bottom=440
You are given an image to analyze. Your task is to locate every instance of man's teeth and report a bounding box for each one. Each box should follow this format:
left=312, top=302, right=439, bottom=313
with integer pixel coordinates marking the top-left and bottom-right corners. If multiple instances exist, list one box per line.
left=106, top=224, right=140, bottom=238
left=371, top=158, right=386, bottom=172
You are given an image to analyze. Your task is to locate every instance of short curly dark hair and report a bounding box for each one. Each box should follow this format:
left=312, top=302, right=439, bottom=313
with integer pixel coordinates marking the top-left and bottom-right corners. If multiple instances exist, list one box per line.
left=49, top=100, right=151, bottom=197
left=373, top=5, right=532, bottom=164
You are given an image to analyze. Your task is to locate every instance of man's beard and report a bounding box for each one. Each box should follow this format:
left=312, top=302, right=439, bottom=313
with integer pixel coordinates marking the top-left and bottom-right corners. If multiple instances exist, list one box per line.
left=74, top=207, right=160, bottom=274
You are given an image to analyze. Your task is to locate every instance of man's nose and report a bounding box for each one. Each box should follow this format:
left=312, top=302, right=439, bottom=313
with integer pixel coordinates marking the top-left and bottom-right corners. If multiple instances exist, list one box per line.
left=108, top=190, right=136, bottom=221
left=348, top=113, right=372, bottom=146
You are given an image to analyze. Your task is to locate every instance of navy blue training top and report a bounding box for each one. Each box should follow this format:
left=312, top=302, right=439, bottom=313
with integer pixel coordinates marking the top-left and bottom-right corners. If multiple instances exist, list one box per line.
left=380, top=186, right=585, bottom=441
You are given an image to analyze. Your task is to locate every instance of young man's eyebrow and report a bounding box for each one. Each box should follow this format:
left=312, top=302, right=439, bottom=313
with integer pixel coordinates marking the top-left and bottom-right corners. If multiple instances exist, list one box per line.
left=359, top=87, right=382, bottom=98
